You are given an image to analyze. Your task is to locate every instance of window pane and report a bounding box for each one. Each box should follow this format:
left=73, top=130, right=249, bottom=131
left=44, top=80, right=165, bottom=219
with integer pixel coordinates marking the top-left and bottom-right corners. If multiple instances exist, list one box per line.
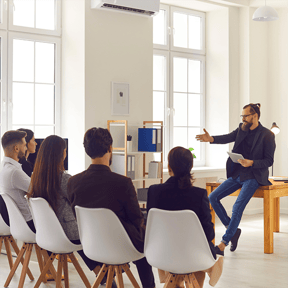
left=35, top=42, right=55, bottom=84
left=13, top=0, right=35, bottom=28
left=34, top=126, right=54, bottom=138
left=13, top=39, right=34, bottom=82
left=13, top=125, right=34, bottom=132
left=173, top=57, right=187, bottom=93
left=188, top=60, right=201, bottom=93
left=153, top=92, right=165, bottom=123
left=188, top=128, right=201, bottom=158
left=0, top=37, right=1, bottom=79
left=173, top=12, right=187, bottom=48
left=36, top=0, right=55, bottom=30
left=189, top=16, right=201, bottom=50
left=12, top=83, right=34, bottom=125
left=153, top=55, right=165, bottom=91
left=153, top=10, right=166, bottom=45
left=188, top=94, right=201, bottom=126
left=35, top=84, right=54, bottom=125
left=173, top=127, right=187, bottom=148
left=174, top=93, right=187, bottom=126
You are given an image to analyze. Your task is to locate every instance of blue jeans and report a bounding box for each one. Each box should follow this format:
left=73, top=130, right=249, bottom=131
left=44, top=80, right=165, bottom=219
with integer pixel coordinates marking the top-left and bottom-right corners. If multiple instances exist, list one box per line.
left=209, top=176, right=260, bottom=245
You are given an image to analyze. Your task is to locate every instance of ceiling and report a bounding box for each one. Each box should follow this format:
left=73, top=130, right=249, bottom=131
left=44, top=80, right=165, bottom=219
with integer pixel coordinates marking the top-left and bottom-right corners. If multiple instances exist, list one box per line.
left=160, top=0, right=288, bottom=12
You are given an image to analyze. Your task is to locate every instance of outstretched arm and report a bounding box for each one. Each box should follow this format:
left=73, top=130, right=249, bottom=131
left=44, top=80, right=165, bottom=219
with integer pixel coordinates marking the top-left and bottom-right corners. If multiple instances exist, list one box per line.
left=196, top=129, right=214, bottom=143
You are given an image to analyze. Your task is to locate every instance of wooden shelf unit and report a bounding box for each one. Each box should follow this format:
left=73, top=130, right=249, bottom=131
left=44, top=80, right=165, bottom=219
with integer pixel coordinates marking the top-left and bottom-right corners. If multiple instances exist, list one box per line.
left=107, top=120, right=164, bottom=188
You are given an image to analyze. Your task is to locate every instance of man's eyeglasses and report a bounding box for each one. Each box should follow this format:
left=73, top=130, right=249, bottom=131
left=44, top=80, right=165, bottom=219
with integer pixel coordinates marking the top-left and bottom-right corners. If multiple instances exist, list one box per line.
left=240, top=113, right=255, bottom=119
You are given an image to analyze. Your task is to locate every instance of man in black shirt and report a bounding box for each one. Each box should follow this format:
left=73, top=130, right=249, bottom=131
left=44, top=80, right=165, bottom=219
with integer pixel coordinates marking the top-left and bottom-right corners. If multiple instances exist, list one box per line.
left=196, top=103, right=276, bottom=255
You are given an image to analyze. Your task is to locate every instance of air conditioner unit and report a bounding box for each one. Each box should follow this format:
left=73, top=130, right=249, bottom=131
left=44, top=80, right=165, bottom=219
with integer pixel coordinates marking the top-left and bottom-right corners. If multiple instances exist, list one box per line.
left=91, top=0, right=160, bottom=17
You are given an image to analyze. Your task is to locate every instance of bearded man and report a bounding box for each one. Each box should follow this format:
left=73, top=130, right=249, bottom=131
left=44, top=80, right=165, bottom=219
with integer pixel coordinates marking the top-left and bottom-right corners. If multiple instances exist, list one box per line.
left=0, top=130, right=33, bottom=228
left=196, top=103, right=276, bottom=255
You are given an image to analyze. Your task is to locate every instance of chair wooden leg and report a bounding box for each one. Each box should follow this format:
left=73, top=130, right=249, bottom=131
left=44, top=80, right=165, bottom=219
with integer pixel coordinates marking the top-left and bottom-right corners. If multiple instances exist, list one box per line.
left=0, top=237, right=3, bottom=253
left=188, top=274, right=200, bottom=288
left=34, top=244, right=47, bottom=283
left=92, top=264, right=108, bottom=288
left=116, top=265, right=124, bottom=288
left=18, top=243, right=33, bottom=288
left=164, top=273, right=178, bottom=288
left=41, top=249, right=59, bottom=281
left=3, top=237, right=13, bottom=269
left=106, top=266, right=115, bottom=288
left=69, top=253, right=91, bottom=288
left=8, top=236, right=34, bottom=280
left=123, top=263, right=141, bottom=288
left=56, top=254, right=64, bottom=288
left=4, top=243, right=28, bottom=287
left=63, top=255, right=69, bottom=288
left=34, top=253, right=57, bottom=288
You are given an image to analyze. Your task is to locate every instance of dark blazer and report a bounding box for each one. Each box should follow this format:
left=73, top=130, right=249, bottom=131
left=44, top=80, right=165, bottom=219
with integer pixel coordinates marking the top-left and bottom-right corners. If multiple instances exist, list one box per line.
left=19, top=158, right=33, bottom=177
left=67, top=164, right=145, bottom=253
left=212, top=122, right=276, bottom=186
left=147, top=177, right=216, bottom=259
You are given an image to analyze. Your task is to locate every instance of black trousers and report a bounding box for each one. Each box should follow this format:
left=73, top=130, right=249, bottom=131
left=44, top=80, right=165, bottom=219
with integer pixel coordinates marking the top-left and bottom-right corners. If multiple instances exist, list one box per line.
left=26, top=220, right=101, bottom=271
left=133, top=257, right=155, bottom=288
left=0, top=195, right=9, bottom=226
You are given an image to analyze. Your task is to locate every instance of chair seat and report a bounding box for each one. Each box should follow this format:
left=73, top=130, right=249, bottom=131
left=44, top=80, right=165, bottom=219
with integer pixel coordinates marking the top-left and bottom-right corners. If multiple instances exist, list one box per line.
left=36, top=241, right=83, bottom=255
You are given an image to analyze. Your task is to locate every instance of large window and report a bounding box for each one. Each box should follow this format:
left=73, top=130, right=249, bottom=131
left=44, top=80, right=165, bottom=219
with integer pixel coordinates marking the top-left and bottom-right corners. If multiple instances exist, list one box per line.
left=0, top=0, right=61, bottom=161
left=153, top=5, right=206, bottom=167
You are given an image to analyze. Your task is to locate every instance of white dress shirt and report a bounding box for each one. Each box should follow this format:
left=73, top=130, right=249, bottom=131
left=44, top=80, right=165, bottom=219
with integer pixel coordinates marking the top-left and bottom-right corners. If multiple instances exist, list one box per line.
left=0, top=157, right=32, bottom=222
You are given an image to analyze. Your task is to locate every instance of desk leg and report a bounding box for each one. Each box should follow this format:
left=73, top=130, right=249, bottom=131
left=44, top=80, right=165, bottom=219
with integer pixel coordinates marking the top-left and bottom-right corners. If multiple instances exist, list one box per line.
left=264, top=191, right=274, bottom=254
left=206, top=186, right=215, bottom=245
left=274, top=198, right=280, bottom=233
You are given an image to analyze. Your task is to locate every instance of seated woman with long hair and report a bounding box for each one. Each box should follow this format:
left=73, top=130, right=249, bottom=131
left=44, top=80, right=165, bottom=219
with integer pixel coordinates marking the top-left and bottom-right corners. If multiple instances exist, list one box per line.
left=27, top=135, right=101, bottom=274
left=147, top=146, right=220, bottom=288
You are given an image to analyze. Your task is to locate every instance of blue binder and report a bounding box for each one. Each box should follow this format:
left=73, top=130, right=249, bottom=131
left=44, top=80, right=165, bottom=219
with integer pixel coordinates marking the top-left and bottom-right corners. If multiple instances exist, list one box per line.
left=138, top=128, right=157, bottom=152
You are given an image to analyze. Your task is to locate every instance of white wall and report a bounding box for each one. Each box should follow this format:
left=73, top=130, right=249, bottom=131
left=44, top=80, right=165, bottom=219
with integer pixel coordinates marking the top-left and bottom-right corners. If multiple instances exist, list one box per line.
left=84, top=0, right=153, bottom=168
left=268, top=9, right=288, bottom=213
left=61, top=0, right=85, bottom=175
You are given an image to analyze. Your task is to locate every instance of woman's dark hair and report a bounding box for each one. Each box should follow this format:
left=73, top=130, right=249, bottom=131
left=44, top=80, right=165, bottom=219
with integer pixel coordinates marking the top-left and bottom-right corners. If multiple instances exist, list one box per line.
left=17, top=128, right=34, bottom=157
left=243, top=103, right=261, bottom=119
left=27, top=135, right=67, bottom=212
left=168, top=146, right=194, bottom=189
left=84, top=127, right=113, bottom=159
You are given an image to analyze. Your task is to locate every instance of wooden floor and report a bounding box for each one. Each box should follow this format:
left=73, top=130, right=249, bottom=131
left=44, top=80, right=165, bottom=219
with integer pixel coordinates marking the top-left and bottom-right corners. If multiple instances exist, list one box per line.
left=0, top=213, right=287, bottom=288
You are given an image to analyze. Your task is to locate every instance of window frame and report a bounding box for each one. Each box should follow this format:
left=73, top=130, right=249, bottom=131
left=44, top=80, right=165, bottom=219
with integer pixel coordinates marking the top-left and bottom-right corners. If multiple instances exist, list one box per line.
left=0, top=30, right=8, bottom=135
left=7, top=31, right=61, bottom=135
left=153, top=49, right=170, bottom=167
left=153, top=4, right=170, bottom=51
left=8, top=0, right=62, bottom=36
left=0, top=0, right=8, bottom=30
left=170, top=51, right=206, bottom=167
left=170, top=6, right=206, bottom=55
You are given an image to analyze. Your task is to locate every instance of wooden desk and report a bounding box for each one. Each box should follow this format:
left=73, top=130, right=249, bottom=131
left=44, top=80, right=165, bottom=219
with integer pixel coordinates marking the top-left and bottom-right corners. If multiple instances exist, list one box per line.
left=206, top=180, right=288, bottom=254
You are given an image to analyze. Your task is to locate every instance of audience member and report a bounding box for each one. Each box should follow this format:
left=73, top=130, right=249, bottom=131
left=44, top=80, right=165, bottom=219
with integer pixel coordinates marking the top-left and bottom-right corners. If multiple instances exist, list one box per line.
left=27, top=135, right=102, bottom=275
left=17, top=128, right=37, bottom=177
left=0, top=130, right=33, bottom=229
left=67, top=127, right=155, bottom=288
left=147, top=146, right=221, bottom=288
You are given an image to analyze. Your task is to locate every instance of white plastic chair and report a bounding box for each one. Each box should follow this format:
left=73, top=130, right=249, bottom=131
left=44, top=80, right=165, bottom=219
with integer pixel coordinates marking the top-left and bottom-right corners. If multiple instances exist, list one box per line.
left=29, top=197, right=91, bottom=288
left=0, top=193, right=51, bottom=288
left=75, top=206, right=144, bottom=288
left=0, top=211, right=19, bottom=271
left=144, top=208, right=219, bottom=288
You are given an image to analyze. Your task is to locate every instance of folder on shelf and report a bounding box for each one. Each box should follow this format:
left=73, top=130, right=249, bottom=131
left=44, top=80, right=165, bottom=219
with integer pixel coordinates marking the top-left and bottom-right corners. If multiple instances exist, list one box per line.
left=137, top=188, right=148, bottom=201
left=156, top=128, right=162, bottom=152
left=110, top=154, right=125, bottom=176
left=138, top=128, right=157, bottom=152
left=148, top=161, right=162, bottom=178
left=127, top=155, right=135, bottom=180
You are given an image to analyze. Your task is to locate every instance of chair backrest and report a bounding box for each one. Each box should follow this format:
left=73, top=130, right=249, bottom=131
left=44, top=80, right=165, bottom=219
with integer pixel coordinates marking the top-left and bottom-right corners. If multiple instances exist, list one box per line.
left=144, top=208, right=216, bottom=274
left=28, top=197, right=81, bottom=254
left=75, top=206, right=144, bottom=265
left=0, top=212, right=10, bottom=236
left=0, top=193, right=35, bottom=243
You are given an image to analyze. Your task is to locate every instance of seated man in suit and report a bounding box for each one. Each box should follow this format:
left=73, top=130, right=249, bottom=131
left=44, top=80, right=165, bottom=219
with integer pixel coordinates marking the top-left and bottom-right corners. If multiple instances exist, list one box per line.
left=0, top=130, right=35, bottom=231
left=67, top=127, right=155, bottom=288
